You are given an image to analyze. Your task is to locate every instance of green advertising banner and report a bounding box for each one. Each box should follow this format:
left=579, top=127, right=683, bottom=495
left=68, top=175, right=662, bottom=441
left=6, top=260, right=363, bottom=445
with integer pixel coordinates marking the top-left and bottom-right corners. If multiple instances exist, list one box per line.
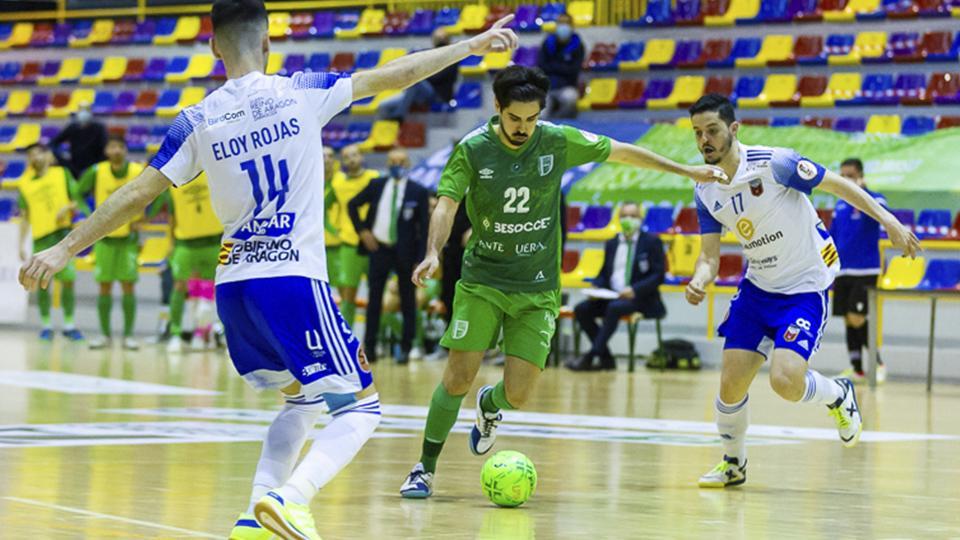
left=568, top=124, right=960, bottom=212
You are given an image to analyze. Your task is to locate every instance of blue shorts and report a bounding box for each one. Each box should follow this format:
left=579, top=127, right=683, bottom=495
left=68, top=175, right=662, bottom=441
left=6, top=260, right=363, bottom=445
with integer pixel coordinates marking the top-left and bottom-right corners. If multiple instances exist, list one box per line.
left=718, top=279, right=829, bottom=361
left=216, top=276, right=373, bottom=399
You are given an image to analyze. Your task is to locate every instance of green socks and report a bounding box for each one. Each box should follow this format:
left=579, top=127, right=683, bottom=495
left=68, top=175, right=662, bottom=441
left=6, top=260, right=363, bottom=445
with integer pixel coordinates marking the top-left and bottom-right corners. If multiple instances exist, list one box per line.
left=37, top=288, right=52, bottom=326
left=97, top=294, right=112, bottom=336
left=169, top=289, right=186, bottom=335
left=61, top=285, right=75, bottom=325
left=480, top=381, right=515, bottom=415
left=420, top=383, right=467, bottom=473
left=122, top=294, right=136, bottom=337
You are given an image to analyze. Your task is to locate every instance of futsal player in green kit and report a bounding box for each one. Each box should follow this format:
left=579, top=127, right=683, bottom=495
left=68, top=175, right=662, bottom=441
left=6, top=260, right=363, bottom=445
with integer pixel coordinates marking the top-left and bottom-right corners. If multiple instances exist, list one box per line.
left=400, top=66, right=728, bottom=497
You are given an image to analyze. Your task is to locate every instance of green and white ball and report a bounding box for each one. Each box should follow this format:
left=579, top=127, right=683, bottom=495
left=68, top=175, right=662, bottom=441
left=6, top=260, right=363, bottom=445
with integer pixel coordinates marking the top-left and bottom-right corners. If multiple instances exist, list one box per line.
left=481, top=450, right=537, bottom=508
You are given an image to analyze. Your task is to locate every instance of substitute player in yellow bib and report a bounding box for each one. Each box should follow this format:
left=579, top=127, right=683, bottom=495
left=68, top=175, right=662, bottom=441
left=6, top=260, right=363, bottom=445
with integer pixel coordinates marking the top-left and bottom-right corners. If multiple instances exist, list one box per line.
left=330, top=143, right=379, bottom=326
left=17, top=143, right=86, bottom=341
left=151, top=172, right=224, bottom=353
left=322, top=146, right=342, bottom=291
left=77, top=135, right=145, bottom=350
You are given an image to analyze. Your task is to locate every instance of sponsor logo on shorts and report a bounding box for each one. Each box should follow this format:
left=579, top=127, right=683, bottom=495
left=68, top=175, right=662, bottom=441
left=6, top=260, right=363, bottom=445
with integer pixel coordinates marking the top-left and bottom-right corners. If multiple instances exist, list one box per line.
left=539, top=154, right=554, bottom=176
left=233, top=212, right=296, bottom=241
left=479, top=168, right=494, bottom=180
left=305, top=330, right=325, bottom=358
left=784, top=325, right=800, bottom=342
left=251, top=96, right=297, bottom=121
left=796, top=159, right=818, bottom=181
left=302, top=362, right=327, bottom=377
left=493, top=217, right=552, bottom=235
left=452, top=320, right=469, bottom=339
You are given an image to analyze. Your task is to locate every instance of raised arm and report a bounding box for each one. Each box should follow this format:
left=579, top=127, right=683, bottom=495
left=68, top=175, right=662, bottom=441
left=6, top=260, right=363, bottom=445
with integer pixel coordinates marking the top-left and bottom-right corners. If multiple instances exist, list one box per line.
left=19, top=167, right=172, bottom=291
left=351, top=15, right=518, bottom=101
left=817, top=170, right=919, bottom=258
left=607, top=140, right=729, bottom=184
left=412, top=195, right=460, bottom=287
left=685, top=233, right=721, bottom=306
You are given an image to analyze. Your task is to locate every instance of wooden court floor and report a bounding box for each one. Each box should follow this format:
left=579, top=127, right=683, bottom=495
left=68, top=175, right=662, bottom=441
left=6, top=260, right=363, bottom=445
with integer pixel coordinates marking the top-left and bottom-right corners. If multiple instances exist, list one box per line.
left=0, top=329, right=959, bottom=539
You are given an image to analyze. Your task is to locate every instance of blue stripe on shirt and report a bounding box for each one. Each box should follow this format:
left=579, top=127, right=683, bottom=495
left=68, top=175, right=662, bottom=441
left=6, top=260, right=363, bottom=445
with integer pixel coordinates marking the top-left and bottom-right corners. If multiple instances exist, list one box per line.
left=149, top=109, right=198, bottom=171
left=292, top=71, right=350, bottom=90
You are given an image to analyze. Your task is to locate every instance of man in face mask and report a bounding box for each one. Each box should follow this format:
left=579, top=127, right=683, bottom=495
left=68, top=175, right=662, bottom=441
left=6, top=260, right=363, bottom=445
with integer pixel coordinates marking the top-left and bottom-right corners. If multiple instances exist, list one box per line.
left=50, top=102, right=109, bottom=178
left=379, top=28, right=461, bottom=121
left=537, top=13, right=584, bottom=119
left=568, top=202, right=667, bottom=371
left=348, top=148, right=430, bottom=364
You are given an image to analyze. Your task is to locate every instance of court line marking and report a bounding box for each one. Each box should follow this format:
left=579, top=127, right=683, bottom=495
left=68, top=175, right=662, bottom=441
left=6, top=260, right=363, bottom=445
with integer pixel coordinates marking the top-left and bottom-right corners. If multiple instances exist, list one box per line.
left=3, top=496, right=221, bottom=538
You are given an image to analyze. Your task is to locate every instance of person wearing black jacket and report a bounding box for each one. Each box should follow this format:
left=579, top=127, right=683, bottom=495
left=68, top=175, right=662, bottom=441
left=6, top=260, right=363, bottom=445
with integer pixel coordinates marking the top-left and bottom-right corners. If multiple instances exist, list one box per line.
left=537, top=13, right=584, bottom=119
left=349, top=148, right=430, bottom=364
left=51, top=103, right=108, bottom=178
left=568, top=203, right=666, bottom=371
left=379, top=28, right=459, bottom=121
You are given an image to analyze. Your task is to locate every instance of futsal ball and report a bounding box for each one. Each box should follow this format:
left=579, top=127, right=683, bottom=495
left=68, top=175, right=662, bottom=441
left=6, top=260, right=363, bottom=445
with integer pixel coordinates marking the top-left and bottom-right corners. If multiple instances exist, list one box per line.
left=481, top=450, right=537, bottom=508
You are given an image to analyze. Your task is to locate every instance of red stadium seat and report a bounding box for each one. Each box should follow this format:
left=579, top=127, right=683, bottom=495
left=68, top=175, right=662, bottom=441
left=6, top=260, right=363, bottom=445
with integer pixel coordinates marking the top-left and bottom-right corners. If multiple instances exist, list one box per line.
left=330, top=52, right=356, bottom=72
left=110, top=19, right=137, bottom=44
left=616, top=79, right=646, bottom=108
left=483, top=5, right=513, bottom=31
left=585, top=42, right=618, bottom=71
left=669, top=207, right=699, bottom=234
left=803, top=116, right=834, bottom=129
left=937, top=116, right=960, bottom=129
left=397, top=121, right=426, bottom=148
left=566, top=205, right=583, bottom=231
left=741, top=118, right=770, bottom=126
left=716, top=254, right=745, bottom=285
left=562, top=250, right=580, bottom=273
left=773, top=75, right=827, bottom=106
left=123, top=58, right=146, bottom=82
left=702, top=0, right=731, bottom=17
left=772, top=35, right=823, bottom=66
left=703, top=76, right=735, bottom=98
left=134, top=90, right=158, bottom=115
left=902, top=72, right=959, bottom=106
left=680, top=39, right=732, bottom=69
left=817, top=208, right=833, bottom=229
left=17, top=61, right=41, bottom=84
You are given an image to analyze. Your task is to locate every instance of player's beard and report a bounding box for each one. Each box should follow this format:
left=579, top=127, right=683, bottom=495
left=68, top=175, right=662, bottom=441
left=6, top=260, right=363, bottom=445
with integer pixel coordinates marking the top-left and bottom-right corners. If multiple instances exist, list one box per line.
left=500, top=124, right=529, bottom=147
left=702, top=132, right=732, bottom=165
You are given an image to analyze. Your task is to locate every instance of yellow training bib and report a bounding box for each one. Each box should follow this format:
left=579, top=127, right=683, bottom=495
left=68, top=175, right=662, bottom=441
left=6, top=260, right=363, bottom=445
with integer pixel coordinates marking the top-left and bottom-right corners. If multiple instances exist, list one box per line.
left=95, top=161, right=144, bottom=238
left=18, top=166, right=70, bottom=240
left=331, top=169, right=378, bottom=246
left=171, top=172, right=223, bottom=240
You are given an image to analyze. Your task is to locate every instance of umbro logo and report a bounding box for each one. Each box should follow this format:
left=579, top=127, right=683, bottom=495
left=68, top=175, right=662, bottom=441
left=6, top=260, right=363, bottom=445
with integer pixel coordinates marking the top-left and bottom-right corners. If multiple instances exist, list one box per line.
left=713, top=201, right=723, bottom=212
left=479, top=168, right=494, bottom=180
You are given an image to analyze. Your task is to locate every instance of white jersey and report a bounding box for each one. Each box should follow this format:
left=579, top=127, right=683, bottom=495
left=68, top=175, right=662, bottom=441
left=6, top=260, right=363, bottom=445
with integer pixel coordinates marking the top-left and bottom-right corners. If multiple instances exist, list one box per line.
left=695, top=143, right=839, bottom=294
left=150, top=71, right=353, bottom=285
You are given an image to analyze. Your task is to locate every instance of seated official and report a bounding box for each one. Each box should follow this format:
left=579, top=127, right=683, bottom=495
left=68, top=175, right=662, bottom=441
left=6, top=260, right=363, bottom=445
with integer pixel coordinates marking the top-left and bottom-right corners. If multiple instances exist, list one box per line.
left=568, top=203, right=666, bottom=371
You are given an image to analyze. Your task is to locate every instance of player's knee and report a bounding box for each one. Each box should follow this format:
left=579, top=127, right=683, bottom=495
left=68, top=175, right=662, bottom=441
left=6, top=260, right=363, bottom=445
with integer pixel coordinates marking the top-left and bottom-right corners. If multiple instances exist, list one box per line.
left=769, top=368, right=803, bottom=401
left=442, top=371, right=474, bottom=395
left=503, top=385, right=530, bottom=409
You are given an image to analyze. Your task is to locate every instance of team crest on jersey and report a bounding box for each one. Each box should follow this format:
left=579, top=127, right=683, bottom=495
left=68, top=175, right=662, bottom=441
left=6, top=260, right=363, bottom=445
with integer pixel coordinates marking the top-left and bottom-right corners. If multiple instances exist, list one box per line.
left=539, top=155, right=554, bottom=176
left=796, top=160, right=818, bottom=181
left=736, top=218, right=755, bottom=240
left=749, top=178, right=764, bottom=197
left=479, top=168, right=494, bottom=180
left=783, top=325, right=800, bottom=342
left=452, top=320, right=469, bottom=339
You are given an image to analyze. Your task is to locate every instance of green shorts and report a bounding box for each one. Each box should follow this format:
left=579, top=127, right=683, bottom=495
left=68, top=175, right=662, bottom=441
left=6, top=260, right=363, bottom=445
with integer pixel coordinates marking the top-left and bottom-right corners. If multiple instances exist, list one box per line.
left=93, top=235, right=139, bottom=283
left=338, top=244, right=368, bottom=288
left=33, top=229, right=75, bottom=282
left=326, top=245, right=342, bottom=287
left=440, top=281, right=561, bottom=369
left=170, top=236, right=220, bottom=281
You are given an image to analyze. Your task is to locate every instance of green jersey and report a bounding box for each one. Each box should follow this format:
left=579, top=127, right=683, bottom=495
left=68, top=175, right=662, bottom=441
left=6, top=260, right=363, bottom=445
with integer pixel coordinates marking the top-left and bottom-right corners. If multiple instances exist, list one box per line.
left=438, top=116, right=611, bottom=292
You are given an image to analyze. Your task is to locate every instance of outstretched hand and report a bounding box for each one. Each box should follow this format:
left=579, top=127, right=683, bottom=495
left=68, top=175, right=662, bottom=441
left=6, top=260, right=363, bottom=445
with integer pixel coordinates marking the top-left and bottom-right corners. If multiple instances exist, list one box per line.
left=467, top=15, right=519, bottom=55
left=887, top=221, right=921, bottom=259
left=19, top=243, right=71, bottom=292
left=686, top=165, right=729, bottom=185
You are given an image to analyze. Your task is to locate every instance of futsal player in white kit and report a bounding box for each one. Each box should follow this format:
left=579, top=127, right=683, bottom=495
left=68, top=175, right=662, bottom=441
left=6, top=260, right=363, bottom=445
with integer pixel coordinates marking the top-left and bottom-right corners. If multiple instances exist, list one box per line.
left=17, top=1, right=519, bottom=538
left=684, top=95, right=920, bottom=488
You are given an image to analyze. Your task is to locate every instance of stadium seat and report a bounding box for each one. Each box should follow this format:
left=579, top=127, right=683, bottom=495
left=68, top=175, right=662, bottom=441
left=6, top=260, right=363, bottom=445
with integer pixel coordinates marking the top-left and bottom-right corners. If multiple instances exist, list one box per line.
left=345, top=122, right=373, bottom=146
left=0, top=123, right=41, bottom=152
left=457, top=4, right=490, bottom=34
left=915, top=209, right=952, bottom=238
left=306, top=53, right=331, bottom=73
left=29, top=22, right=53, bottom=48
left=279, top=54, right=306, bottom=77
left=181, top=54, right=214, bottom=82
left=70, top=19, right=112, bottom=47
left=359, top=8, right=388, bottom=36
left=154, top=16, right=197, bottom=45
left=642, top=206, right=677, bottom=234
left=407, top=9, right=435, bottom=35
left=134, top=90, right=159, bottom=116
left=24, top=93, right=49, bottom=117
left=732, top=76, right=765, bottom=104
left=665, top=234, right=701, bottom=283
left=615, top=42, right=644, bottom=66
left=453, top=82, right=483, bottom=108
left=38, top=57, right=84, bottom=86
left=633, top=0, right=675, bottom=25
left=334, top=10, right=361, bottom=38
left=830, top=31, right=888, bottom=64
left=716, top=254, right=745, bottom=286
left=382, top=11, right=411, bottom=36
left=376, top=48, right=406, bottom=68
left=330, top=52, right=356, bottom=73
left=669, top=207, right=700, bottom=234
left=91, top=90, right=115, bottom=116
left=351, top=89, right=401, bottom=114
left=265, top=12, right=291, bottom=40
left=435, top=7, right=462, bottom=33
left=354, top=50, right=381, bottom=71
left=108, top=19, right=135, bottom=45
left=865, top=114, right=902, bottom=134
left=709, top=37, right=761, bottom=68
left=586, top=43, right=619, bottom=71
left=888, top=32, right=920, bottom=62
left=771, top=116, right=802, bottom=126
left=915, top=31, right=958, bottom=62
left=826, top=0, right=884, bottom=20
left=0, top=61, right=20, bottom=84
left=0, top=90, right=29, bottom=117
left=460, top=51, right=511, bottom=75
left=834, top=116, right=867, bottom=132
left=622, top=39, right=676, bottom=70
left=824, top=33, right=856, bottom=63
left=648, top=75, right=706, bottom=109
left=676, top=0, right=705, bottom=25
left=616, top=80, right=647, bottom=108
left=737, top=34, right=793, bottom=67
left=671, top=41, right=703, bottom=68
left=772, top=74, right=827, bottom=106
left=741, top=117, right=771, bottom=126
left=803, top=117, right=834, bottom=129
left=513, top=46, right=539, bottom=67
left=801, top=72, right=861, bottom=106
left=562, top=250, right=581, bottom=274
left=138, top=236, right=172, bottom=268
left=568, top=1, right=596, bottom=26
left=514, top=4, right=541, bottom=32
left=359, top=120, right=400, bottom=151
left=638, top=79, right=675, bottom=108
left=883, top=0, right=918, bottom=17
left=570, top=205, right=613, bottom=234
left=901, top=115, right=936, bottom=135
left=265, top=52, right=284, bottom=75
left=749, top=0, right=794, bottom=22
left=561, top=248, right=604, bottom=288
left=704, top=75, right=735, bottom=97
left=893, top=73, right=929, bottom=104
left=141, top=58, right=167, bottom=83
left=154, top=89, right=181, bottom=118
left=1, top=160, right=25, bottom=181
left=881, top=256, right=926, bottom=289
left=682, top=39, right=733, bottom=68
left=739, top=74, right=798, bottom=107
left=918, top=0, right=951, bottom=16
left=566, top=206, right=584, bottom=231
left=1, top=22, right=33, bottom=49
left=706, top=0, right=762, bottom=25
left=839, top=73, right=894, bottom=106
left=886, top=209, right=916, bottom=234
left=918, top=260, right=960, bottom=290
left=48, top=88, right=94, bottom=119
left=578, top=78, right=619, bottom=110
left=76, top=58, right=103, bottom=85
left=286, top=12, right=314, bottom=40
left=937, top=115, right=960, bottom=129
left=925, top=72, right=960, bottom=104
left=791, top=35, right=827, bottom=65
left=397, top=121, right=426, bottom=148
left=951, top=212, right=960, bottom=238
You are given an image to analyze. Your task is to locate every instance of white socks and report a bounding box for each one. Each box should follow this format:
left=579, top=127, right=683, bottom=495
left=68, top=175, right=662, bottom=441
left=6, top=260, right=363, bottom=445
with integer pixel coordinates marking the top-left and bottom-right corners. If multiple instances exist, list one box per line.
left=276, top=394, right=382, bottom=505
left=246, top=401, right=325, bottom=513
left=716, top=394, right=749, bottom=464
left=801, top=370, right=844, bottom=407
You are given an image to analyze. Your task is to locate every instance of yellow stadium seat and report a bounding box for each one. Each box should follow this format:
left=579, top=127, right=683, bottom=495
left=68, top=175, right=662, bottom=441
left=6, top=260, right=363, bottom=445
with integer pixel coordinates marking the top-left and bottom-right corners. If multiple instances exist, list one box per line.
left=829, top=31, right=887, bottom=65
left=576, top=78, right=618, bottom=110
left=265, top=52, right=284, bottom=75
left=561, top=248, right=605, bottom=288
left=360, top=120, right=400, bottom=151
left=2, top=90, right=32, bottom=117
left=0, top=124, right=41, bottom=153
left=866, top=115, right=901, bottom=135
left=675, top=117, right=693, bottom=129
left=174, top=16, right=201, bottom=42
left=38, top=58, right=85, bottom=86
left=568, top=1, right=595, bottom=26
left=880, top=256, right=925, bottom=289
left=0, top=22, right=33, bottom=50
left=667, top=235, right=701, bottom=278
left=621, top=39, right=676, bottom=71
left=953, top=5, right=960, bottom=16
left=47, top=88, right=95, bottom=119
left=800, top=72, right=861, bottom=107
left=268, top=12, right=291, bottom=39
left=138, top=236, right=172, bottom=268
left=71, top=19, right=113, bottom=47
left=823, top=0, right=880, bottom=21
left=460, top=4, right=491, bottom=33
left=376, top=48, right=407, bottom=68
left=737, top=34, right=793, bottom=68
left=359, top=8, right=386, bottom=35
left=167, top=54, right=214, bottom=83
left=97, top=56, right=127, bottom=84
left=705, top=0, right=761, bottom=25
left=460, top=51, right=512, bottom=75
left=738, top=74, right=797, bottom=108
left=351, top=90, right=401, bottom=114
left=647, top=76, right=705, bottom=109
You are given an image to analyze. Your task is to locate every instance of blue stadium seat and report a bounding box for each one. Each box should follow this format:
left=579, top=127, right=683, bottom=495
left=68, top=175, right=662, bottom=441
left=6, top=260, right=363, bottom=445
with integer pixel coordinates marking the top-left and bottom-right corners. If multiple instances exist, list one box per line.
left=280, top=54, right=305, bottom=76
left=709, top=38, right=762, bottom=68
left=616, top=42, right=644, bottom=64
left=834, top=117, right=867, bottom=132
left=918, top=260, right=960, bottom=290
left=901, top=116, right=935, bottom=136
left=154, top=88, right=182, bottom=113
left=915, top=209, right=952, bottom=238
left=354, top=50, right=381, bottom=70
left=2, top=159, right=25, bottom=180
left=633, top=0, right=674, bottom=26
left=772, top=117, right=802, bottom=127
left=91, top=90, right=115, bottom=116
left=732, top=76, right=765, bottom=103
left=0, top=61, right=20, bottom=83
left=306, top=53, right=331, bottom=72
left=642, top=206, right=676, bottom=234
left=453, top=82, right=483, bottom=109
